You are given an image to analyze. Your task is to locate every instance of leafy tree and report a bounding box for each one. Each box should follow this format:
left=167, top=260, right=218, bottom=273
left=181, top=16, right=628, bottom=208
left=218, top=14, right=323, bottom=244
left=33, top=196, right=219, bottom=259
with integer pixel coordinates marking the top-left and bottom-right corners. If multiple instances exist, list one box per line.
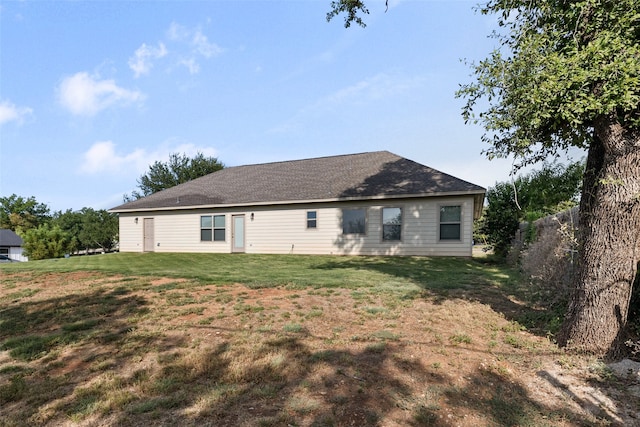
left=78, top=208, right=118, bottom=253
left=51, top=209, right=83, bottom=253
left=329, top=0, right=640, bottom=356
left=0, top=194, right=50, bottom=232
left=52, top=208, right=118, bottom=253
left=22, top=224, right=73, bottom=260
left=483, top=182, right=521, bottom=258
left=516, top=162, right=584, bottom=218
left=483, top=161, right=584, bottom=258
left=456, top=1, right=640, bottom=356
left=125, top=152, right=224, bottom=201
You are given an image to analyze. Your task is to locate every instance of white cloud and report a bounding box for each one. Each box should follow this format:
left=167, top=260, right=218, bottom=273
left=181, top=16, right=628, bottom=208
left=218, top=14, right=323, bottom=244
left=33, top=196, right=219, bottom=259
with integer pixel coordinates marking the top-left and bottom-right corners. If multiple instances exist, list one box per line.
left=167, top=22, right=189, bottom=41
left=179, top=58, right=200, bottom=75
left=58, top=72, right=145, bottom=116
left=192, top=30, right=222, bottom=58
left=80, top=141, right=147, bottom=174
left=128, top=42, right=168, bottom=78
left=165, top=22, right=223, bottom=74
left=327, top=73, right=422, bottom=104
left=79, top=140, right=219, bottom=176
left=0, top=99, right=33, bottom=126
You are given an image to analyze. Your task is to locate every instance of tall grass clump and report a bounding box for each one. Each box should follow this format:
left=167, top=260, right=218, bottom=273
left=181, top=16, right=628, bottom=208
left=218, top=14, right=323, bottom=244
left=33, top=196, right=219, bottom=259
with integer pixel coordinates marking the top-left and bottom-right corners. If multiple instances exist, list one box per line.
left=512, top=209, right=578, bottom=334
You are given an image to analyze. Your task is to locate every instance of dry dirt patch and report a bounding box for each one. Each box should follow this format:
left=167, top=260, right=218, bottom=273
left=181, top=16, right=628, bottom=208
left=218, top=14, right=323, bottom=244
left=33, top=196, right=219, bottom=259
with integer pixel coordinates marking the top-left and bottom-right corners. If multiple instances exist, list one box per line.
left=0, top=272, right=637, bottom=426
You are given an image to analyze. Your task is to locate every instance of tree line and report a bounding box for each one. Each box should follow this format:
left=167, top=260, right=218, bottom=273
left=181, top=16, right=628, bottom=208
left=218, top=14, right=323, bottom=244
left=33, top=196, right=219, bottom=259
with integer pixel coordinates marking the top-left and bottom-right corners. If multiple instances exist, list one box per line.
left=0, top=194, right=118, bottom=260
left=1, top=152, right=224, bottom=261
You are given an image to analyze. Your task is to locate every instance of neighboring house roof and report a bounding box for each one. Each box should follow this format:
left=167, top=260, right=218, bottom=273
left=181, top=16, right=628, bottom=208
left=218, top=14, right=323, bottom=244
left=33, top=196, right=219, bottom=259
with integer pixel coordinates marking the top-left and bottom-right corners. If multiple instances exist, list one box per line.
left=111, top=151, right=485, bottom=216
left=0, top=229, right=24, bottom=247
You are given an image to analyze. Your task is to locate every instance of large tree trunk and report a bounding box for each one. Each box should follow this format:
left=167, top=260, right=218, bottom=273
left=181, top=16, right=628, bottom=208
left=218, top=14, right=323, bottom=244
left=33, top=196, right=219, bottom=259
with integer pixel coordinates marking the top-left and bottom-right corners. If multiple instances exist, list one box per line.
left=558, top=117, right=640, bottom=357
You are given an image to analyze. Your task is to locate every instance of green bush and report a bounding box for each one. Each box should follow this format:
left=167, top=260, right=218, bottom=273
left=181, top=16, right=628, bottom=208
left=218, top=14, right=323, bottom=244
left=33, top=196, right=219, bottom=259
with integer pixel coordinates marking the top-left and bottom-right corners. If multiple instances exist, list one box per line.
left=21, top=224, right=74, bottom=260
left=482, top=161, right=584, bottom=259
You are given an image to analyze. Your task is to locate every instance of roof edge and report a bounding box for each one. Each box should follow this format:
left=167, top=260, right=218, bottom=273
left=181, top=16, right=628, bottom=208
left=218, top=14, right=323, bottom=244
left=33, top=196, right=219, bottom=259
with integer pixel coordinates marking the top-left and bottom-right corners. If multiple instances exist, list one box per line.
left=109, top=189, right=486, bottom=214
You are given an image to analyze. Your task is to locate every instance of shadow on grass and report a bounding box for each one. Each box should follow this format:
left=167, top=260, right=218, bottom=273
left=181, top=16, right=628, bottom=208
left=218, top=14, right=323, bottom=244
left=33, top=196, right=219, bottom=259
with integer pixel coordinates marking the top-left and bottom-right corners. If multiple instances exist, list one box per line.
left=1, top=287, right=151, bottom=360
left=1, top=285, right=183, bottom=424
left=314, top=256, right=562, bottom=337
left=1, top=298, right=608, bottom=426
left=107, top=332, right=607, bottom=426
left=0, top=271, right=614, bottom=426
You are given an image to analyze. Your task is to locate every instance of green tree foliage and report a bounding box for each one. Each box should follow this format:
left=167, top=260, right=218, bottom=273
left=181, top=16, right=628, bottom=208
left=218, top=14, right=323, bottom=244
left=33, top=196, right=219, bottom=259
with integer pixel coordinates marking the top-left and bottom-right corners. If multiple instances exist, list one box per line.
left=21, top=224, right=73, bottom=260
left=125, top=152, right=224, bottom=201
left=1, top=195, right=119, bottom=258
left=0, top=194, right=50, bottom=232
left=483, top=182, right=521, bottom=258
left=52, top=208, right=118, bottom=253
left=483, top=161, right=584, bottom=258
left=458, top=1, right=640, bottom=166
left=78, top=208, right=119, bottom=253
left=51, top=209, right=83, bottom=253
left=326, top=0, right=370, bottom=28
left=457, top=0, right=640, bottom=356
left=516, top=162, right=584, bottom=218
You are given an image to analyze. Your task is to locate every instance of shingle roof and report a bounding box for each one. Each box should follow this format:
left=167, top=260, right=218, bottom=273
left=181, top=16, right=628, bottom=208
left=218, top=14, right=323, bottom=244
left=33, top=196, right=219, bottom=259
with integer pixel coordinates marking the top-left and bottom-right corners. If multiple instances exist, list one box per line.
left=110, top=151, right=485, bottom=212
left=0, top=229, right=23, bottom=247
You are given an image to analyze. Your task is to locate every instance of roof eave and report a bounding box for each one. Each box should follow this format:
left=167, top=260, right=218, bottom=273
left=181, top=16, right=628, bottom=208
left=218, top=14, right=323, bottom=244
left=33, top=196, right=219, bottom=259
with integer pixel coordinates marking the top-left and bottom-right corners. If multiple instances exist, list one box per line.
left=109, top=189, right=486, bottom=214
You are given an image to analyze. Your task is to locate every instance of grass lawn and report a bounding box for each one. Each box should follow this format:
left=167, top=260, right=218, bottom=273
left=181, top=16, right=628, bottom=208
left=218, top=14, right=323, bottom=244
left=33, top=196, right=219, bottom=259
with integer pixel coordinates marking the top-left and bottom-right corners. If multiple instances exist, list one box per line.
left=0, top=253, right=635, bottom=426
left=0, top=252, right=516, bottom=291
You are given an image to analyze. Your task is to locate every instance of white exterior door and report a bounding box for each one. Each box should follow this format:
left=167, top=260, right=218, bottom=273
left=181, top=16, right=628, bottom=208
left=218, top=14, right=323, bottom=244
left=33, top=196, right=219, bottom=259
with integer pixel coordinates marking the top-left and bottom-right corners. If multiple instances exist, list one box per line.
left=232, top=215, right=245, bottom=253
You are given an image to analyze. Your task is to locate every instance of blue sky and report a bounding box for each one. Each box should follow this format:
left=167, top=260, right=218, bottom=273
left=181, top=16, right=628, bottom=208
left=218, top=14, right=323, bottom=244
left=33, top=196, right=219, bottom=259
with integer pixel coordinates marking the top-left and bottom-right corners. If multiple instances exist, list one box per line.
left=0, top=0, right=581, bottom=212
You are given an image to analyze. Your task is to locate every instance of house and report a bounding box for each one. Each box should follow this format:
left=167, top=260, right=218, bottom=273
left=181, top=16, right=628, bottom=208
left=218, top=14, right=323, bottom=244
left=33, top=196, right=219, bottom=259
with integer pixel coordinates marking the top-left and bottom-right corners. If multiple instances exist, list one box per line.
left=0, top=229, right=28, bottom=261
left=110, top=151, right=485, bottom=256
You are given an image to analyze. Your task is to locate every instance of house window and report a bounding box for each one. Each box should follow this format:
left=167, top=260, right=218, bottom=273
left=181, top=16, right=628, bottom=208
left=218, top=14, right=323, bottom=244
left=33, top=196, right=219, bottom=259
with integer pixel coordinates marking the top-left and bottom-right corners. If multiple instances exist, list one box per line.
left=342, top=208, right=366, bottom=234
left=201, top=215, right=226, bottom=241
left=382, top=207, right=402, bottom=241
left=307, top=211, right=317, bottom=229
left=439, top=205, right=461, bottom=240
